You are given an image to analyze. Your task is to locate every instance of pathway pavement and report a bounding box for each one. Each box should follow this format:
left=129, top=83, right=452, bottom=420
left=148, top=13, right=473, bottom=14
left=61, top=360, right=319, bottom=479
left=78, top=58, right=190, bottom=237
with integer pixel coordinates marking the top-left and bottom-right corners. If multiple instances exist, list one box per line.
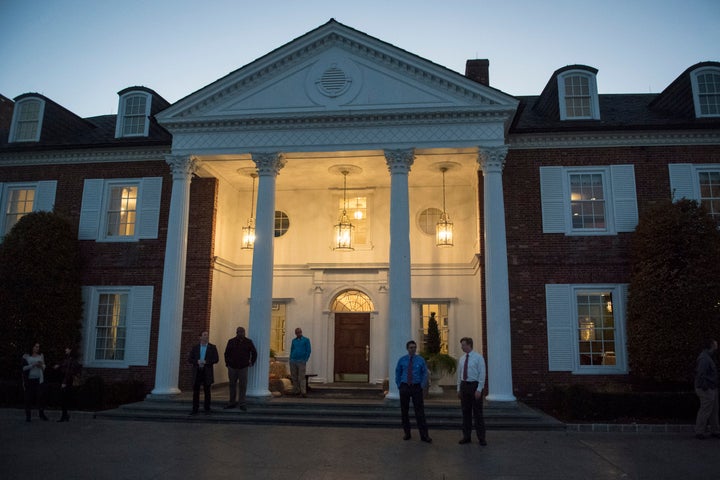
left=2, top=408, right=719, bottom=479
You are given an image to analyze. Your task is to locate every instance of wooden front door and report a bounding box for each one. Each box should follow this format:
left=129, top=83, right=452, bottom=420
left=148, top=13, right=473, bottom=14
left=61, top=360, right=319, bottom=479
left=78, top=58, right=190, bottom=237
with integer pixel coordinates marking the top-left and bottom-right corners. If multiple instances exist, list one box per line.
left=334, top=313, right=370, bottom=382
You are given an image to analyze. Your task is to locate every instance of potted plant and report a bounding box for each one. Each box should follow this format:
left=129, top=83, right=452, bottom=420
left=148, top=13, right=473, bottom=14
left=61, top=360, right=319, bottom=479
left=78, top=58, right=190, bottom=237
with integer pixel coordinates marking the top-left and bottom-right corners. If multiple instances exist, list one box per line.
left=420, top=313, right=456, bottom=394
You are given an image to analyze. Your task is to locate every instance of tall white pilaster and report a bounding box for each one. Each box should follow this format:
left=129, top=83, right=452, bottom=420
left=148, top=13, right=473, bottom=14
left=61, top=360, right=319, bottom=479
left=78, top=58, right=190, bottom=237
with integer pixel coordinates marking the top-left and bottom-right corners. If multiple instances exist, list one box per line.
left=384, top=149, right=414, bottom=400
left=478, top=146, right=516, bottom=402
left=151, top=155, right=199, bottom=396
left=247, top=152, right=285, bottom=398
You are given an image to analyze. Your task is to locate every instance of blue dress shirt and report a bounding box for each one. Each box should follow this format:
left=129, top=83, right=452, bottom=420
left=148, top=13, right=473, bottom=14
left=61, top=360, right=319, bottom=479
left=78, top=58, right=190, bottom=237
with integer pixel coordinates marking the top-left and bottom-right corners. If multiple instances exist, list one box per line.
left=395, top=354, right=428, bottom=388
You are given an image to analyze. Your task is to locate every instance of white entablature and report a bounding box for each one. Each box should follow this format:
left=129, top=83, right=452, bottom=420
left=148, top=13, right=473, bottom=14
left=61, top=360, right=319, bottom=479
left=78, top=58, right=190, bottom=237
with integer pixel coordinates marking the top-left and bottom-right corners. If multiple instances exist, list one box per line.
left=156, top=19, right=518, bottom=155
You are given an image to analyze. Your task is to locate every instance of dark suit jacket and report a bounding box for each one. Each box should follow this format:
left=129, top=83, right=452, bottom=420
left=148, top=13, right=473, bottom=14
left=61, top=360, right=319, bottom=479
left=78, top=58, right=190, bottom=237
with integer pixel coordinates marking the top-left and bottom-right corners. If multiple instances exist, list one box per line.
left=188, top=343, right=219, bottom=385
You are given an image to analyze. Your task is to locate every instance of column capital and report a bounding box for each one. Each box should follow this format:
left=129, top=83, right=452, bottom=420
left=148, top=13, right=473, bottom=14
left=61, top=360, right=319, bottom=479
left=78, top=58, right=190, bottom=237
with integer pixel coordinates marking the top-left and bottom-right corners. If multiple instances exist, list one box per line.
left=478, top=146, right=509, bottom=174
left=165, top=155, right=201, bottom=177
left=251, top=152, right=286, bottom=176
left=384, top=148, right=415, bottom=174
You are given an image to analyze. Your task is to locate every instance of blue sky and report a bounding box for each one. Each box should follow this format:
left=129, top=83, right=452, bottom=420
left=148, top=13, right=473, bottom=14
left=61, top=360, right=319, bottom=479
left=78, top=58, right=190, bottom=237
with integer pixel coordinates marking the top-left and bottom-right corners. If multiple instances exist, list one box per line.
left=1, top=0, right=718, bottom=118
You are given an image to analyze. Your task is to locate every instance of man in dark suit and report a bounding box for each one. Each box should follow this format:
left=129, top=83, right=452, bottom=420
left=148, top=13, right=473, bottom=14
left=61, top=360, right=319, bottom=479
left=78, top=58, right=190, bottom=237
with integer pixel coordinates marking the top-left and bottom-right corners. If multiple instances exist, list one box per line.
left=188, top=331, right=219, bottom=415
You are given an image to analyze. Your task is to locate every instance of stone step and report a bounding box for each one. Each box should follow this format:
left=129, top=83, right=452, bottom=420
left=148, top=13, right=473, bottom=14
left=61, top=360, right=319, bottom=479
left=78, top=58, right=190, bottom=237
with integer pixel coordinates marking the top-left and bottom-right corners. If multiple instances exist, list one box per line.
left=94, top=390, right=564, bottom=431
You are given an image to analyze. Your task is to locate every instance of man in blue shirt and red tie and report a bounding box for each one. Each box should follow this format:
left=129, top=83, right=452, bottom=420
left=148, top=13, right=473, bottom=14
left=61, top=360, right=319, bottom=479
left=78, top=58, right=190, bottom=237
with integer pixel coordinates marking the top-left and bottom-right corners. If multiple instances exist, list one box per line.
left=394, top=340, right=432, bottom=443
left=457, top=336, right=487, bottom=446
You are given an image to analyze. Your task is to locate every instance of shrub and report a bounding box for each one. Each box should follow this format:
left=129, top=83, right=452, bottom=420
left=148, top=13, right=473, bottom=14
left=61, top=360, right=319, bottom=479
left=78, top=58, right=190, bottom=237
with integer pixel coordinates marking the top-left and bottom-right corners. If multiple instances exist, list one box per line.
left=0, top=211, right=83, bottom=382
left=626, top=199, right=720, bottom=383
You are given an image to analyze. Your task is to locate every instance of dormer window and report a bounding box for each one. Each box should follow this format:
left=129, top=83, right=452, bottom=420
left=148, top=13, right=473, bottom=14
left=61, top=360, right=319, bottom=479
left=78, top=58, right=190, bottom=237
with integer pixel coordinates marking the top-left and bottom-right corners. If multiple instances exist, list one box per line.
left=691, top=67, right=720, bottom=118
left=558, top=71, right=600, bottom=120
left=9, top=98, right=45, bottom=142
left=115, top=91, right=151, bottom=138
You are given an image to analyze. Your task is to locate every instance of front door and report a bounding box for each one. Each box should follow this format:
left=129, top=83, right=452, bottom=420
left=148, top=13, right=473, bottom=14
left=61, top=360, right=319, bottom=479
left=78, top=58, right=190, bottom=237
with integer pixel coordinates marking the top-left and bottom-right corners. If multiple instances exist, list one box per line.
left=334, top=313, right=370, bottom=382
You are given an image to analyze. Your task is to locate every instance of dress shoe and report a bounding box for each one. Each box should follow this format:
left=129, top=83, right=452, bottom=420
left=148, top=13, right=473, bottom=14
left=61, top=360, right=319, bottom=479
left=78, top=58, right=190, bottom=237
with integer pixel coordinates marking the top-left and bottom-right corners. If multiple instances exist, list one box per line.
left=189, top=410, right=198, bottom=416
left=421, top=436, right=433, bottom=443
left=238, top=405, right=247, bottom=411
left=695, top=434, right=706, bottom=440
left=223, top=403, right=237, bottom=409
left=204, top=409, right=211, bottom=414
left=458, top=438, right=472, bottom=444
left=57, top=417, right=69, bottom=422
left=711, top=433, right=720, bottom=439
left=39, top=413, right=49, bottom=421
left=301, top=393, right=307, bottom=398
left=403, top=433, right=411, bottom=441
left=478, top=438, right=488, bottom=446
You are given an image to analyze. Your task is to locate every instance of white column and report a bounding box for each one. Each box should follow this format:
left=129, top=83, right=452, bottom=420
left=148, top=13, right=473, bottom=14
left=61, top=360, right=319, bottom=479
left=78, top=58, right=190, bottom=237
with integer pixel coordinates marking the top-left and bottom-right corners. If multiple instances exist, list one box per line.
left=478, top=146, right=516, bottom=402
left=384, top=149, right=414, bottom=400
left=151, top=155, right=199, bottom=396
left=247, top=152, right=285, bottom=398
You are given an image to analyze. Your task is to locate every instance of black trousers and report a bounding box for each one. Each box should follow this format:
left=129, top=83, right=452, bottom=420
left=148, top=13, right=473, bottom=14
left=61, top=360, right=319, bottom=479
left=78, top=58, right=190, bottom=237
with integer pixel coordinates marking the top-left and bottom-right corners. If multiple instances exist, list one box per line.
left=192, top=369, right=212, bottom=412
left=459, top=380, right=486, bottom=441
left=24, top=379, right=46, bottom=418
left=399, top=383, right=429, bottom=437
left=59, top=385, right=74, bottom=418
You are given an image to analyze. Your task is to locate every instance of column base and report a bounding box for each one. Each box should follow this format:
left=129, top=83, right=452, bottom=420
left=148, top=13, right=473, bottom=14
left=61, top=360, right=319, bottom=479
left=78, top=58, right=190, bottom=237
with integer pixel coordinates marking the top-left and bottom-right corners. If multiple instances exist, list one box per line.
left=246, top=388, right=272, bottom=398
left=485, top=393, right=517, bottom=403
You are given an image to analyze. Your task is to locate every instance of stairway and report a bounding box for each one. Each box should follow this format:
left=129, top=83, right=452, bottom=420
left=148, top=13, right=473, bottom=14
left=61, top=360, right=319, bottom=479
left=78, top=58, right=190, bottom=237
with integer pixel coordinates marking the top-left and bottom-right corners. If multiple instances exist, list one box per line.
left=94, top=383, right=565, bottom=430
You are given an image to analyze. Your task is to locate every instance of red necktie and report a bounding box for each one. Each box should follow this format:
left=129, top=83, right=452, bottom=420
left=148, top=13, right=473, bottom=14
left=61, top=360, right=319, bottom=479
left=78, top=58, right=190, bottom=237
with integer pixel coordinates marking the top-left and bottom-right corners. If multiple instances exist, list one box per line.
left=463, top=354, right=469, bottom=381
left=407, top=355, right=413, bottom=384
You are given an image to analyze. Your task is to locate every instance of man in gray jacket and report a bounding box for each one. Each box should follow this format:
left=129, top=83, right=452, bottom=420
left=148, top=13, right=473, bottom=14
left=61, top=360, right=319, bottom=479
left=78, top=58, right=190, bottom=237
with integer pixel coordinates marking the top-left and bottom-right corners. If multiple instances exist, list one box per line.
left=694, top=338, right=719, bottom=439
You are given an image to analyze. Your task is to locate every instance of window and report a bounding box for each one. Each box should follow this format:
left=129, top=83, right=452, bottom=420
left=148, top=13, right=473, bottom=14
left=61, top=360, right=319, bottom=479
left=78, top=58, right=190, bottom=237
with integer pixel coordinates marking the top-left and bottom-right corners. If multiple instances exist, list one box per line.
left=106, top=185, right=138, bottom=237
left=78, top=177, right=162, bottom=241
left=9, top=98, right=44, bottom=142
left=115, top=91, right=151, bottom=138
left=540, top=165, right=638, bottom=235
left=418, top=304, right=449, bottom=354
left=0, top=181, right=57, bottom=238
left=347, top=196, right=367, bottom=244
left=669, top=164, right=720, bottom=226
left=570, top=173, right=605, bottom=229
left=82, top=286, right=153, bottom=367
left=270, top=302, right=287, bottom=355
left=418, top=208, right=443, bottom=235
left=546, top=284, right=628, bottom=374
left=274, top=210, right=290, bottom=237
left=95, top=293, right=128, bottom=361
left=558, top=71, right=600, bottom=120
left=691, top=68, right=720, bottom=118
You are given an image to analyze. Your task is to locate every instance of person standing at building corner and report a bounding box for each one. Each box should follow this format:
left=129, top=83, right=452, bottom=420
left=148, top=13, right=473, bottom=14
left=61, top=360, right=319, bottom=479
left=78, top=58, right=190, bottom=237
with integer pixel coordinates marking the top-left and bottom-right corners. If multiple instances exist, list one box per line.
left=694, top=338, right=720, bottom=439
left=224, top=326, right=257, bottom=411
left=394, top=340, right=432, bottom=443
left=457, top=337, right=487, bottom=446
left=188, top=331, right=219, bottom=415
left=289, top=327, right=312, bottom=397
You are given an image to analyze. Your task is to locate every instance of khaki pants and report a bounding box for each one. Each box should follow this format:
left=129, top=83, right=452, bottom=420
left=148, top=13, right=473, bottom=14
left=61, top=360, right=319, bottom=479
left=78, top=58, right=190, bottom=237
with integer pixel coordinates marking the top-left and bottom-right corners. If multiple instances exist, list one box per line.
left=695, top=387, right=719, bottom=435
left=290, top=361, right=307, bottom=394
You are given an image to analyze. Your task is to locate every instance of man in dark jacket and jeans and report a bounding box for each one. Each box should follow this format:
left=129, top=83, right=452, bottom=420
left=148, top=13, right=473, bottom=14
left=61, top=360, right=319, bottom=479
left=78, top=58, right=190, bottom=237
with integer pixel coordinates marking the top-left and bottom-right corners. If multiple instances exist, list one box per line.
left=694, top=338, right=719, bottom=439
left=224, top=326, right=258, bottom=411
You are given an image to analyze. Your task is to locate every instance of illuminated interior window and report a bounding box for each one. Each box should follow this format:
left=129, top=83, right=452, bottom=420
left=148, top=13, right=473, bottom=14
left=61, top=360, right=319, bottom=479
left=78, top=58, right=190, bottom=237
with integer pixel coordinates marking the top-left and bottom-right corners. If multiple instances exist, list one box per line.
left=419, top=304, right=449, bottom=354
left=106, top=186, right=138, bottom=236
left=418, top=208, right=443, bottom=235
left=95, top=293, right=128, bottom=361
left=270, top=302, right=287, bottom=354
left=577, top=291, right=616, bottom=366
left=570, top=173, right=606, bottom=229
left=331, top=290, right=374, bottom=312
left=3, top=188, right=35, bottom=235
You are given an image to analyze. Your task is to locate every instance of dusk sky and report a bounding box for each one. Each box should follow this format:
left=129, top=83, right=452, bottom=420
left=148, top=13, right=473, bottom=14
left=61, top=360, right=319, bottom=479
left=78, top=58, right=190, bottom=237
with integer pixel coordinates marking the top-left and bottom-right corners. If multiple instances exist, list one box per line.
left=1, top=0, right=718, bottom=118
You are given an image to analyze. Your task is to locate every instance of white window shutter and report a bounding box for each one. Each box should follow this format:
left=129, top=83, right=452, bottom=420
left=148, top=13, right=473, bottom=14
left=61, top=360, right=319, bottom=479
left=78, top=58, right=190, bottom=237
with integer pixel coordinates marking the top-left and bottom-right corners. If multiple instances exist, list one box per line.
left=137, top=177, right=162, bottom=239
left=540, top=166, right=566, bottom=233
left=546, top=284, right=574, bottom=371
left=125, top=286, right=153, bottom=366
left=34, top=181, right=57, bottom=212
left=81, top=286, right=95, bottom=364
left=78, top=179, right=104, bottom=239
left=668, top=164, right=695, bottom=202
left=610, top=165, right=638, bottom=232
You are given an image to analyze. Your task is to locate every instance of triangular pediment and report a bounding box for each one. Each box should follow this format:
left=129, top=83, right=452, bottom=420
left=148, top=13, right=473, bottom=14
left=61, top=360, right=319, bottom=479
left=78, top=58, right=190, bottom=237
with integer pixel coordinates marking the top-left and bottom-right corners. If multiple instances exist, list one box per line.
left=157, top=20, right=517, bottom=124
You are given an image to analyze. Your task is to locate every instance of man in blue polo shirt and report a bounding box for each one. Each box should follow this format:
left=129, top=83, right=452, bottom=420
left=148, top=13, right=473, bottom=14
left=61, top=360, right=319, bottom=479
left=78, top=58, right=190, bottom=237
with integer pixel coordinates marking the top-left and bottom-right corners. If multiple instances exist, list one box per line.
left=289, top=327, right=312, bottom=397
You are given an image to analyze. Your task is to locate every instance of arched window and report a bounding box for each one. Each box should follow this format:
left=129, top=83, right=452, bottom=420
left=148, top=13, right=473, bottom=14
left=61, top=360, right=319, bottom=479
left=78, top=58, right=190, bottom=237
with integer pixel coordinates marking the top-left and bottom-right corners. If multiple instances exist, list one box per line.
left=691, top=68, right=720, bottom=118
left=331, top=290, right=374, bottom=312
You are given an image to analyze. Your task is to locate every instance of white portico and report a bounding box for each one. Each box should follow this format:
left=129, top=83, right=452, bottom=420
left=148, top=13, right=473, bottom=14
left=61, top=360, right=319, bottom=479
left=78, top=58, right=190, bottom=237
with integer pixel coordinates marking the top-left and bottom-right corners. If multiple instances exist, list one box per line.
left=152, top=20, right=518, bottom=402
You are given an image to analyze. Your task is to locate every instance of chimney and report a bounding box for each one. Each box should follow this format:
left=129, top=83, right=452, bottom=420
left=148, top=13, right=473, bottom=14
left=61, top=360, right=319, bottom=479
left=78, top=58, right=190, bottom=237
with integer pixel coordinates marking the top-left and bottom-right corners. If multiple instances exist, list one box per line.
left=465, top=59, right=489, bottom=86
